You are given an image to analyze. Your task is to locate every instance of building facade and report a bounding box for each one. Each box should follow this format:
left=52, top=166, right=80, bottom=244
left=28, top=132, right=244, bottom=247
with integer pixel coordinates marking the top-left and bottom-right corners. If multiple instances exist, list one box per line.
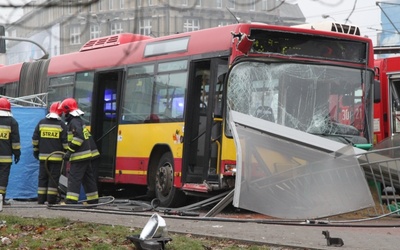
left=4, top=0, right=305, bottom=65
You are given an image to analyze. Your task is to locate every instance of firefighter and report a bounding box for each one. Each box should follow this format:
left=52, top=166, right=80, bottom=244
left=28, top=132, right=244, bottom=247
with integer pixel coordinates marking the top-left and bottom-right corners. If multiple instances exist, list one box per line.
left=58, top=98, right=100, bottom=204
left=32, top=102, right=68, bottom=204
left=0, top=97, right=20, bottom=205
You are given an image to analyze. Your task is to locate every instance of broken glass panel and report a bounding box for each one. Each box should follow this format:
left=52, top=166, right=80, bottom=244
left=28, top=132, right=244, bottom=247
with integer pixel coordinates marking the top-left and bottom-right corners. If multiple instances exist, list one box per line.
left=227, top=61, right=373, bottom=145
left=230, top=111, right=374, bottom=219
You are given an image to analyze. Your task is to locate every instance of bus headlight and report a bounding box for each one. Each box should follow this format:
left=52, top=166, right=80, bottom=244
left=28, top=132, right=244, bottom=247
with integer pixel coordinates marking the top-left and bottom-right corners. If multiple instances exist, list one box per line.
left=224, top=164, right=236, bottom=173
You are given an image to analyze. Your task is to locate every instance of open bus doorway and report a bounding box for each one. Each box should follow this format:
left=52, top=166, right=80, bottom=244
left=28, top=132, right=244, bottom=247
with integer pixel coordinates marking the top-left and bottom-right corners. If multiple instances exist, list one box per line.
left=91, top=70, right=123, bottom=181
left=182, top=58, right=228, bottom=187
left=389, top=78, right=400, bottom=135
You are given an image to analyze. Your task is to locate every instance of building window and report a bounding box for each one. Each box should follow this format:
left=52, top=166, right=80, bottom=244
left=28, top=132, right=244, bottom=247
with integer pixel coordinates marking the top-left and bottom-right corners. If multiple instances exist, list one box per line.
left=90, top=24, right=101, bottom=39
left=262, top=0, right=267, bottom=10
left=148, top=0, right=153, bottom=6
left=250, top=0, right=255, bottom=11
left=183, top=19, right=200, bottom=32
left=228, top=0, right=235, bottom=9
left=78, top=0, right=83, bottom=13
left=217, top=0, right=222, bottom=8
left=70, top=26, right=81, bottom=45
left=109, top=0, right=114, bottom=10
left=67, top=2, right=72, bottom=14
left=120, top=0, right=125, bottom=9
left=98, top=0, right=103, bottom=11
left=48, top=7, right=52, bottom=20
left=196, top=0, right=201, bottom=7
left=182, top=0, right=187, bottom=6
left=140, top=18, right=152, bottom=36
left=111, top=22, right=123, bottom=34
left=138, top=0, right=141, bottom=7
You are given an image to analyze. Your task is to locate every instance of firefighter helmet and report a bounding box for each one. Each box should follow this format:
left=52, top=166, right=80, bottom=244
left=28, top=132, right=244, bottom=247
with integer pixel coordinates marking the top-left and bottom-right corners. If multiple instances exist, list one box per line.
left=0, top=98, right=11, bottom=111
left=59, top=98, right=78, bottom=114
left=49, top=101, right=62, bottom=116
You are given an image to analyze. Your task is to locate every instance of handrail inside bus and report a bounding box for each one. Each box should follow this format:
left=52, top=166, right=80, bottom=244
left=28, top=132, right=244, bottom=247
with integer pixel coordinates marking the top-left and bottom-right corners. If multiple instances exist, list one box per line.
left=96, top=125, right=117, bottom=143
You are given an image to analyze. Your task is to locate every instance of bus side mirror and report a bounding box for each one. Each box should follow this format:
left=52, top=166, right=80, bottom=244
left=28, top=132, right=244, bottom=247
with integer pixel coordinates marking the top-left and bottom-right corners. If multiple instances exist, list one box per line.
left=374, top=80, right=381, bottom=103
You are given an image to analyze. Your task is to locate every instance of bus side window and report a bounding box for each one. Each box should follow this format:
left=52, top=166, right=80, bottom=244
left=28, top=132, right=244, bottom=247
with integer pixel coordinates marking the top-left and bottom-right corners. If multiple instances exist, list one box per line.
left=122, top=76, right=153, bottom=123
left=144, top=114, right=160, bottom=123
left=155, top=72, right=186, bottom=120
left=197, top=72, right=210, bottom=111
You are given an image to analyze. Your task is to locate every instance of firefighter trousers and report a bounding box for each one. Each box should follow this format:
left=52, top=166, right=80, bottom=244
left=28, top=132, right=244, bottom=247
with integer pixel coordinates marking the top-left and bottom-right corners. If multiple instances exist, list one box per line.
left=66, top=159, right=98, bottom=204
left=0, top=163, right=11, bottom=197
left=38, top=161, right=62, bottom=204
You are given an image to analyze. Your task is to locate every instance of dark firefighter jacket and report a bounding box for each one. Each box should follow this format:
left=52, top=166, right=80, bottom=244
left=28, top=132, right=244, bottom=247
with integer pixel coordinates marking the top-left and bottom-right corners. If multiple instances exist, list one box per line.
left=66, top=116, right=100, bottom=162
left=0, top=116, right=21, bottom=164
left=32, top=118, right=68, bottom=161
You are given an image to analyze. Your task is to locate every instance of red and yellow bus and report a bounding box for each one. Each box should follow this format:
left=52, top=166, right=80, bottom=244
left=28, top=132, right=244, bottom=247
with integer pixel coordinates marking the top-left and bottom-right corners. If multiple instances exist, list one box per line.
left=0, top=22, right=376, bottom=207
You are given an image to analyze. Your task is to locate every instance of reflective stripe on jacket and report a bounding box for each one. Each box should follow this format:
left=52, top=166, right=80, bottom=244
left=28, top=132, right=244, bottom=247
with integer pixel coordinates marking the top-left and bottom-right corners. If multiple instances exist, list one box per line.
left=0, top=116, right=20, bottom=163
left=66, top=116, right=100, bottom=162
left=32, top=118, right=68, bottom=162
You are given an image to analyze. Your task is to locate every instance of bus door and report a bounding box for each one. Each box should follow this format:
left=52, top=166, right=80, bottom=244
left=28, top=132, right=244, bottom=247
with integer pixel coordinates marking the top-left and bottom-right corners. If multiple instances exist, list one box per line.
left=182, top=58, right=228, bottom=184
left=389, top=75, right=400, bottom=134
left=91, top=70, right=124, bottom=180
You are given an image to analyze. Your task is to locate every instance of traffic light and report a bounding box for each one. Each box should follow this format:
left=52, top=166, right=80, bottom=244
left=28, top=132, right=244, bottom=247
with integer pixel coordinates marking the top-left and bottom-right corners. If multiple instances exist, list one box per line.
left=0, top=25, right=5, bottom=53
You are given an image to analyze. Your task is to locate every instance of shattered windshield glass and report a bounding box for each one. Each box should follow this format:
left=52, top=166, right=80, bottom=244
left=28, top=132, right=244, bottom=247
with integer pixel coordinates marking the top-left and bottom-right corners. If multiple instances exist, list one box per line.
left=227, top=61, right=373, bottom=144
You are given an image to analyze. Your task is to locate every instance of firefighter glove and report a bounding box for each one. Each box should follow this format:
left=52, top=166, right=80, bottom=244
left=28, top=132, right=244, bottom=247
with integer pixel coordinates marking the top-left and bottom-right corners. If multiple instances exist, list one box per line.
left=14, top=155, right=20, bottom=164
left=63, top=151, right=72, bottom=161
left=33, top=151, right=39, bottom=160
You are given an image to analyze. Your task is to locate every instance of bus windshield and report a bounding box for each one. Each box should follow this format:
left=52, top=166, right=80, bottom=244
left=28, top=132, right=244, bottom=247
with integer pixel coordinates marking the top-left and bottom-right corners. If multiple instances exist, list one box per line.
left=227, top=61, right=373, bottom=144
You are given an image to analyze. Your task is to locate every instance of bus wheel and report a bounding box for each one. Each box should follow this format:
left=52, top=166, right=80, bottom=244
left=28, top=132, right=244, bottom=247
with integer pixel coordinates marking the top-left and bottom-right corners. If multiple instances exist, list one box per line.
left=155, top=152, right=186, bottom=207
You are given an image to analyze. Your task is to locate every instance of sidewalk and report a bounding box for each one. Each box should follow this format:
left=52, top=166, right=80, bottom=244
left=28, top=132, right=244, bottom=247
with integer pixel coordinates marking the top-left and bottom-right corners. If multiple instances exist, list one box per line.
left=2, top=201, right=400, bottom=250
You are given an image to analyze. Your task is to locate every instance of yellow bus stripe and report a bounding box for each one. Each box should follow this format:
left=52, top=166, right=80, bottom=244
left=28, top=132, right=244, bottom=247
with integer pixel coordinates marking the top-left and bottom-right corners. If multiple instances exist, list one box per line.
left=116, top=170, right=147, bottom=175
left=116, top=170, right=183, bottom=177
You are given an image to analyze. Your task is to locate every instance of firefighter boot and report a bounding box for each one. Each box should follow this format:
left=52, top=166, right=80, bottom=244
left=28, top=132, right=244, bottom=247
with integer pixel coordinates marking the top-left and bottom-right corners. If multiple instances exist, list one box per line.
left=65, top=199, right=78, bottom=204
left=38, top=194, right=47, bottom=204
left=47, top=194, right=58, bottom=205
left=3, top=193, right=10, bottom=205
left=87, top=199, right=98, bottom=204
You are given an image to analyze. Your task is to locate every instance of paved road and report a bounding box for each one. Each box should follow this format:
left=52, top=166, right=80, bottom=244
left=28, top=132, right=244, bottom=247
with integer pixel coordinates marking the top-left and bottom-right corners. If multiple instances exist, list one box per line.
left=2, top=201, right=400, bottom=250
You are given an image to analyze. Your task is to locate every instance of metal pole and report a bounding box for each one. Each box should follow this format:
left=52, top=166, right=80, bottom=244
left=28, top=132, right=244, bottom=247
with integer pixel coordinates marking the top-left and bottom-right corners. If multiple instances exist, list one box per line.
left=0, top=36, right=49, bottom=60
left=376, top=2, right=400, bottom=34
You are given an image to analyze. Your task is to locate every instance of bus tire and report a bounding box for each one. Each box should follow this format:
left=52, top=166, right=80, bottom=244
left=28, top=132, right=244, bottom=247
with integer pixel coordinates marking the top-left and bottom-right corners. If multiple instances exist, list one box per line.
left=155, top=152, right=186, bottom=208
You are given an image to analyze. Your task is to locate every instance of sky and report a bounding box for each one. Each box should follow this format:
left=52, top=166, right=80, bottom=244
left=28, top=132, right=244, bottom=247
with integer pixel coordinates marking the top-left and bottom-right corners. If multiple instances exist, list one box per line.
left=295, top=0, right=381, bottom=45
left=0, top=0, right=383, bottom=45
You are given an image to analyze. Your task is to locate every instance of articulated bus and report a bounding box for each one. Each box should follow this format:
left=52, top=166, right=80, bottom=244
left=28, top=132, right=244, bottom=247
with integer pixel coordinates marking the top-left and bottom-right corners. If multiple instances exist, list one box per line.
left=0, top=22, right=376, bottom=207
